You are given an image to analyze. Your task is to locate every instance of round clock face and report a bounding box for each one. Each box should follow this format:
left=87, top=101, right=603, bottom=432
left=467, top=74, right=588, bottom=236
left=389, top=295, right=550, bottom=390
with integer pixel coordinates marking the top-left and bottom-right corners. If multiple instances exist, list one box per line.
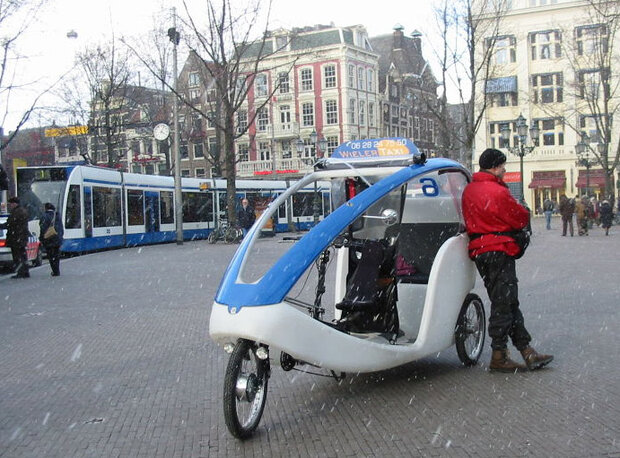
left=153, top=123, right=170, bottom=141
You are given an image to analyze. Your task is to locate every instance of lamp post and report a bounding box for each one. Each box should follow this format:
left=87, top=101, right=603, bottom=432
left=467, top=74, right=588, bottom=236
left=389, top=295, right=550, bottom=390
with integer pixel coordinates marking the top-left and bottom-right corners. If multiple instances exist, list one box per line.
left=575, top=136, right=599, bottom=197
left=168, top=9, right=182, bottom=245
left=295, top=130, right=327, bottom=225
left=500, top=113, right=539, bottom=204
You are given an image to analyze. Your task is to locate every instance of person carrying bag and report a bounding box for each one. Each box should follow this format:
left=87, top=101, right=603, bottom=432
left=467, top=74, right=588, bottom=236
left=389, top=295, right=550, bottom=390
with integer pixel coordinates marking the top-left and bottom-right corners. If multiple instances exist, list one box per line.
left=39, top=203, right=64, bottom=276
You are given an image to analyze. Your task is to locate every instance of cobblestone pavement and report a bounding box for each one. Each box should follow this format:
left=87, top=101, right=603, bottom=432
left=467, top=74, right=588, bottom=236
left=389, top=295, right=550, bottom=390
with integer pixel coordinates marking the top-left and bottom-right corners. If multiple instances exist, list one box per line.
left=0, top=217, right=618, bottom=457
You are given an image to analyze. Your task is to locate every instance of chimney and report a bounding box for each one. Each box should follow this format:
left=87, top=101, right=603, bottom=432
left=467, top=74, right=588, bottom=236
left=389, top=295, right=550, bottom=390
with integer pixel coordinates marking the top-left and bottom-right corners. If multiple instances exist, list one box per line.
left=411, top=30, right=423, bottom=54
left=393, top=24, right=404, bottom=49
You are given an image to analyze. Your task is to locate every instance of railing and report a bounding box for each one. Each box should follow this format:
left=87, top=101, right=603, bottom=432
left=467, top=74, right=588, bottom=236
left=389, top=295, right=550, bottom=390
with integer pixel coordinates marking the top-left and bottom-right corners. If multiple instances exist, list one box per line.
left=236, top=157, right=314, bottom=177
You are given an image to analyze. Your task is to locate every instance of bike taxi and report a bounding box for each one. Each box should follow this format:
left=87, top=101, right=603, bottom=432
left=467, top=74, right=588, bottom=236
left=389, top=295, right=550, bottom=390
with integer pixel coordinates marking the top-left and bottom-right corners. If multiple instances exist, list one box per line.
left=209, top=138, right=486, bottom=438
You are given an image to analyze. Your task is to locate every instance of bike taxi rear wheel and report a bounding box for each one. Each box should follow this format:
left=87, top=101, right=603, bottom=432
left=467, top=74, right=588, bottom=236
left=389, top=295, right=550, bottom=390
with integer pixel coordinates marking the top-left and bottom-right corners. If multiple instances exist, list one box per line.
left=455, top=293, right=486, bottom=366
left=207, top=230, right=218, bottom=244
left=223, top=339, right=269, bottom=439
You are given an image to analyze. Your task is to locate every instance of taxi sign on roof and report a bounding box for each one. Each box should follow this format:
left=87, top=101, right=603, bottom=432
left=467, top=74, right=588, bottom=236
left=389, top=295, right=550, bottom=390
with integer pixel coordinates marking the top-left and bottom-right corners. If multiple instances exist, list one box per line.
left=331, top=137, right=419, bottom=160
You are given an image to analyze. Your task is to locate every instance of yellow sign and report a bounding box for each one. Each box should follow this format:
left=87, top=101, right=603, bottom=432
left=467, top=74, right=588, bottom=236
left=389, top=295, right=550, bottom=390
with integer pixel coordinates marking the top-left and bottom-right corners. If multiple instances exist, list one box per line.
left=199, top=182, right=210, bottom=191
left=44, top=125, right=88, bottom=137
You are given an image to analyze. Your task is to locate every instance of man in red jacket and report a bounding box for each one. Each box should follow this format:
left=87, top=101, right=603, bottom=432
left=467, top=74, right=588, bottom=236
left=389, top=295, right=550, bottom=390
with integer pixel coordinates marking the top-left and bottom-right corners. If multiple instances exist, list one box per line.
left=462, top=148, right=553, bottom=372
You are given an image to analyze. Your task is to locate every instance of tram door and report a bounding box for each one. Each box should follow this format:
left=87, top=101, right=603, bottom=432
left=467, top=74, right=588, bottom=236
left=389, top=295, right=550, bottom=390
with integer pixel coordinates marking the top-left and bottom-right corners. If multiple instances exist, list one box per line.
left=145, top=192, right=160, bottom=232
left=84, top=186, right=93, bottom=238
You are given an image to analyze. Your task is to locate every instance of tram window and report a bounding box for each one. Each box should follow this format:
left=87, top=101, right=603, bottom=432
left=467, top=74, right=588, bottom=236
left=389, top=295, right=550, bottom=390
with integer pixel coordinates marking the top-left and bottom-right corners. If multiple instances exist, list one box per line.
left=93, top=186, right=121, bottom=227
left=160, top=191, right=174, bottom=224
left=127, top=190, right=145, bottom=226
left=292, top=193, right=314, bottom=217
left=65, top=185, right=81, bottom=229
left=218, top=192, right=227, bottom=214
left=182, top=192, right=213, bottom=222
left=322, top=193, right=331, bottom=216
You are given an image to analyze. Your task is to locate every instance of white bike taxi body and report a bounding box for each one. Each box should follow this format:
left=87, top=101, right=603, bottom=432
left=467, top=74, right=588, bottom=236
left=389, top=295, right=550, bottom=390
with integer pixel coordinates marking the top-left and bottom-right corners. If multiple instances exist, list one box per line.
left=209, top=138, right=486, bottom=438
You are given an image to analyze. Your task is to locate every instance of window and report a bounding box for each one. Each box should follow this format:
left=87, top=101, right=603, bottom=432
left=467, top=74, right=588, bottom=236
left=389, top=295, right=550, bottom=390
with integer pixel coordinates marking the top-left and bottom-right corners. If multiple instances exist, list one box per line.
left=324, top=65, right=336, bottom=88
left=93, top=187, right=121, bottom=227
left=302, top=102, right=314, bottom=127
left=576, top=24, right=609, bottom=56
left=237, top=110, right=248, bottom=133
left=489, top=92, right=518, bottom=107
left=348, top=64, right=355, bottom=87
left=257, top=107, right=269, bottom=131
left=490, top=35, right=516, bottom=64
left=195, top=168, right=205, bottom=178
left=189, top=89, right=201, bottom=100
left=579, top=115, right=603, bottom=143
left=348, top=98, right=356, bottom=124
left=300, top=68, right=313, bottom=91
left=207, top=89, right=217, bottom=102
left=325, top=100, right=338, bottom=125
left=65, top=185, right=81, bottom=229
left=259, top=141, right=270, bottom=161
left=160, top=191, right=174, bottom=224
left=577, top=69, right=609, bottom=100
left=188, top=72, right=200, bottom=87
left=357, top=67, right=364, bottom=90
left=280, top=105, right=291, bottom=126
left=414, top=117, right=420, bottom=140
left=489, top=121, right=513, bottom=148
left=359, top=101, right=365, bottom=125
left=182, top=192, right=212, bottom=223
left=192, top=113, right=202, bottom=131
left=127, top=189, right=145, bottom=226
left=278, top=72, right=289, bottom=93
left=533, top=118, right=564, bottom=146
left=255, top=74, right=268, bottom=97
left=532, top=73, right=563, bottom=104
left=206, top=112, right=215, bottom=128
left=530, top=30, right=562, bottom=60
left=193, top=142, right=204, bottom=158
left=180, top=141, right=188, bottom=159
left=368, top=102, right=375, bottom=127
left=238, top=144, right=249, bottom=162
left=367, top=69, right=374, bottom=92
left=181, top=170, right=190, bottom=177
left=327, top=136, right=339, bottom=156
left=281, top=140, right=292, bottom=159
left=208, top=137, right=218, bottom=155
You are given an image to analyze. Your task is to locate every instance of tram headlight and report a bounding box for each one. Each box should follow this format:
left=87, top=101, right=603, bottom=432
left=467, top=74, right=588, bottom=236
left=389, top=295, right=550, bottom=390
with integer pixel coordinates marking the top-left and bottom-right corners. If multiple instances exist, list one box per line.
left=223, top=342, right=235, bottom=354
left=255, top=346, right=269, bottom=360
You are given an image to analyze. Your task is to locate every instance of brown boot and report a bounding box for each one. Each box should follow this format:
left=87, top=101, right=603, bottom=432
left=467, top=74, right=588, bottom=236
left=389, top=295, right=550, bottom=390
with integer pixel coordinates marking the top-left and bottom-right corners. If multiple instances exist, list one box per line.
left=489, top=349, right=527, bottom=373
left=520, top=346, right=553, bottom=370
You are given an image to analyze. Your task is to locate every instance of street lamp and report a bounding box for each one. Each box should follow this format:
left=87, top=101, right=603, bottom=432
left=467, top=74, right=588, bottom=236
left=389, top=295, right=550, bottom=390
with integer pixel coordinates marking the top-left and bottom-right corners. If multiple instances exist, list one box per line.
left=296, top=130, right=327, bottom=225
left=500, top=113, right=539, bottom=204
left=575, top=135, right=598, bottom=197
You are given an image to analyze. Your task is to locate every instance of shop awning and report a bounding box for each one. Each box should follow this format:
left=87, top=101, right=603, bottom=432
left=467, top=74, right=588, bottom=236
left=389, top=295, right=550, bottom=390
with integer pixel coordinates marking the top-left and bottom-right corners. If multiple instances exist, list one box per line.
left=528, top=178, right=566, bottom=188
left=576, top=169, right=607, bottom=188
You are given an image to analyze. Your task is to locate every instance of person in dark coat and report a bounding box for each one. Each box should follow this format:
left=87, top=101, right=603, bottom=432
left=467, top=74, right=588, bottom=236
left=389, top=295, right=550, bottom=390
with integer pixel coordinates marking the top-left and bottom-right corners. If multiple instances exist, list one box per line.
left=237, top=198, right=255, bottom=237
left=0, top=197, right=30, bottom=278
left=462, top=148, right=553, bottom=372
left=39, top=202, right=64, bottom=276
left=558, top=194, right=575, bottom=236
left=599, top=200, right=613, bottom=236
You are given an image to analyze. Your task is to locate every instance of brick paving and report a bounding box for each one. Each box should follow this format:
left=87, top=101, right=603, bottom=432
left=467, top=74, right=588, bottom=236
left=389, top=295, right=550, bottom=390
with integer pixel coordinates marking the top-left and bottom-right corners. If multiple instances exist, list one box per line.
left=0, top=217, right=618, bottom=457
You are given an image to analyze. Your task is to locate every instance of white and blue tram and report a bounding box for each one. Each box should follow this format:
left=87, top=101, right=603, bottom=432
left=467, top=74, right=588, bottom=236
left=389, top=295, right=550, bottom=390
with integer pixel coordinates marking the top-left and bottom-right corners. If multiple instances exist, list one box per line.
left=15, top=165, right=329, bottom=253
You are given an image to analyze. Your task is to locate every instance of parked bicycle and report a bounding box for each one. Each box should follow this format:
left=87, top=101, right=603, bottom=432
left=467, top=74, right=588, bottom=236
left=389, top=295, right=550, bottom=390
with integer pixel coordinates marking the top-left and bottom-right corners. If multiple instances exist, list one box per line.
left=208, top=217, right=243, bottom=244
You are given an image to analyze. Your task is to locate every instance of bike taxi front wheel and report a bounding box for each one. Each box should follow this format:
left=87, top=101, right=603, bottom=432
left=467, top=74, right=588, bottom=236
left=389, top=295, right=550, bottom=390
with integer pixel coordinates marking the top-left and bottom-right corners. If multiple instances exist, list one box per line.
left=223, top=339, right=269, bottom=439
left=455, top=293, right=486, bottom=366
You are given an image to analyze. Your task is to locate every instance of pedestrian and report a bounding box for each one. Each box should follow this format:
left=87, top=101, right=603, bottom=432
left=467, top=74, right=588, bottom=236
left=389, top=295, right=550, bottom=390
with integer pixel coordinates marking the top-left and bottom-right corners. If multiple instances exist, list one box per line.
left=39, top=203, right=64, bottom=276
left=462, top=148, right=553, bottom=372
left=0, top=197, right=31, bottom=278
left=599, top=199, right=613, bottom=236
left=575, top=196, right=589, bottom=236
left=558, top=195, right=575, bottom=236
left=543, top=197, right=554, bottom=230
left=237, top=198, right=255, bottom=237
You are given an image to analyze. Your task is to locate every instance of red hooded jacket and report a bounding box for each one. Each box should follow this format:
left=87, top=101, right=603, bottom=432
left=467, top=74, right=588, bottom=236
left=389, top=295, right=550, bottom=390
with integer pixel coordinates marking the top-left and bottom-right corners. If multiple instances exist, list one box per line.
left=462, top=171, right=530, bottom=258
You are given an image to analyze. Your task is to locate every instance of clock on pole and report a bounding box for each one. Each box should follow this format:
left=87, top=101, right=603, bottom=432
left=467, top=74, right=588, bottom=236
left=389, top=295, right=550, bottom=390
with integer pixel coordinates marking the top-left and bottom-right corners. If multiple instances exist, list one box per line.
left=153, top=123, right=170, bottom=141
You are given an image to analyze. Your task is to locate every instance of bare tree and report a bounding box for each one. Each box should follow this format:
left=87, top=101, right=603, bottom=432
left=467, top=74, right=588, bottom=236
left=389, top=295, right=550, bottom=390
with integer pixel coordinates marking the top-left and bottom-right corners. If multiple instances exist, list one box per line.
left=425, top=0, right=509, bottom=167
left=77, top=40, right=132, bottom=167
left=0, top=0, right=50, bottom=151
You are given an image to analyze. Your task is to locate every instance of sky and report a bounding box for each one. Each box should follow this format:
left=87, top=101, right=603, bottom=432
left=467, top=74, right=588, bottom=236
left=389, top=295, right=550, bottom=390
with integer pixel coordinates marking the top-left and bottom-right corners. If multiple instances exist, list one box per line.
left=3, top=0, right=438, bottom=132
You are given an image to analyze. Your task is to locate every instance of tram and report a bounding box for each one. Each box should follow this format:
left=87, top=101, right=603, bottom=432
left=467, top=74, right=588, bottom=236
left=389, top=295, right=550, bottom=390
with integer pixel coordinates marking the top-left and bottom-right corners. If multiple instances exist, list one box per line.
left=15, top=165, right=329, bottom=253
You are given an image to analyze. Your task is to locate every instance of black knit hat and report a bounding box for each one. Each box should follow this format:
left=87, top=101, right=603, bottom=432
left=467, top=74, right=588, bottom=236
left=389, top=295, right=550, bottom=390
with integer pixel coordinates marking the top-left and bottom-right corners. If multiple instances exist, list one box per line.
left=8, top=196, right=20, bottom=204
left=479, top=148, right=506, bottom=170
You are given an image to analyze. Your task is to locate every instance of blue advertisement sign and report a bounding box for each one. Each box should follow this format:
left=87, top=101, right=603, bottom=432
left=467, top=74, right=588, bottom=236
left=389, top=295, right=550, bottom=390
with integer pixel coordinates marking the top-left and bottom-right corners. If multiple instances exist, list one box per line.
left=331, top=137, right=419, bottom=160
